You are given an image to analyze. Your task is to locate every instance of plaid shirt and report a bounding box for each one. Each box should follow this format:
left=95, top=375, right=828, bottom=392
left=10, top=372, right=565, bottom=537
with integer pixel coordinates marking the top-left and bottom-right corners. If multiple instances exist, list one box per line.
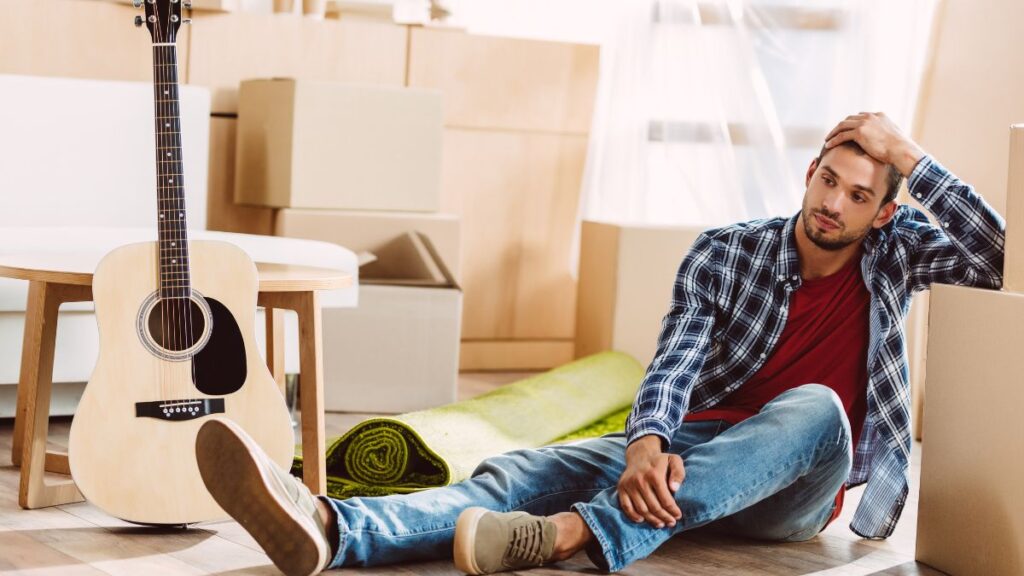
left=626, top=155, right=1005, bottom=539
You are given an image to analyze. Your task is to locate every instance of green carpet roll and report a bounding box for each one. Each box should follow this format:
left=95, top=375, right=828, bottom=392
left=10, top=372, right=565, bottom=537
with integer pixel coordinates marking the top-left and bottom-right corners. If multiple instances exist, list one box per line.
left=292, top=351, right=643, bottom=499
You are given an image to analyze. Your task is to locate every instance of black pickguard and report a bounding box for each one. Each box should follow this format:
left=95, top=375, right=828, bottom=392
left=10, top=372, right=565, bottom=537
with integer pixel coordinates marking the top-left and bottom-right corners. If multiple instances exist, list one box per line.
left=192, top=297, right=247, bottom=395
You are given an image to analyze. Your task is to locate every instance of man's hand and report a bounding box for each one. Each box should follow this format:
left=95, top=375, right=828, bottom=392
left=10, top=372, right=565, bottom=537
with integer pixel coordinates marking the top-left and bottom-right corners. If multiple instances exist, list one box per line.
left=824, top=112, right=926, bottom=177
left=618, top=435, right=685, bottom=528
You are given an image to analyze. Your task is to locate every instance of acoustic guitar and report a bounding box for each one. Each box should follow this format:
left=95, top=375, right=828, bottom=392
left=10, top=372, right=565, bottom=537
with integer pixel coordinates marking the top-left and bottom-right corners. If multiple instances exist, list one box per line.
left=68, top=0, right=294, bottom=524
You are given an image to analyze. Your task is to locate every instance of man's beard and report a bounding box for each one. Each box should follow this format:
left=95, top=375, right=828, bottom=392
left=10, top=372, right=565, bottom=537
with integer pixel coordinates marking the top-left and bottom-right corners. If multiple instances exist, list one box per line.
left=801, top=205, right=871, bottom=252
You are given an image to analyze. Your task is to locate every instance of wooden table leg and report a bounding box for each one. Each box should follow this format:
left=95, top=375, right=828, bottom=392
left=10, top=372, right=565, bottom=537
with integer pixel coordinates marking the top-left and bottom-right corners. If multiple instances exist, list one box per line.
left=265, top=307, right=287, bottom=397
left=258, top=290, right=326, bottom=496
left=294, top=291, right=326, bottom=495
left=15, top=281, right=85, bottom=509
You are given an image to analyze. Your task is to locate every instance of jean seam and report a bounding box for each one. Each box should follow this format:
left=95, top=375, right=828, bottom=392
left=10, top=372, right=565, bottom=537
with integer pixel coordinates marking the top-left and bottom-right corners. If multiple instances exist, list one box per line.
left=573, top=503, right=615, bottom=571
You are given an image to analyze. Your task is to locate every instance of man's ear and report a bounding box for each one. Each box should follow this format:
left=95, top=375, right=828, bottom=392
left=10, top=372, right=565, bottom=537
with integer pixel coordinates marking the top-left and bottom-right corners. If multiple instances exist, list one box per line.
left=872, top=200, right=899, bottom=229
left=805, top=158, right=819, bottom=188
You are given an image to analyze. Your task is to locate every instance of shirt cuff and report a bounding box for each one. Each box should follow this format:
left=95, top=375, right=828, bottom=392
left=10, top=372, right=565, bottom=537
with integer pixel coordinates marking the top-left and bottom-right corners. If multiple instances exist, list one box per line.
left=625, top=418, right=672, bottom=451
left=906, top=154, right=957, bottom=210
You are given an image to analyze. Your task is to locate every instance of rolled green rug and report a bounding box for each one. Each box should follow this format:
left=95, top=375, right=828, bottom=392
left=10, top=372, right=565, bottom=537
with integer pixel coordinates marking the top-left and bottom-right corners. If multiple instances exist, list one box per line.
left=292, top=351, right=644, bottom=499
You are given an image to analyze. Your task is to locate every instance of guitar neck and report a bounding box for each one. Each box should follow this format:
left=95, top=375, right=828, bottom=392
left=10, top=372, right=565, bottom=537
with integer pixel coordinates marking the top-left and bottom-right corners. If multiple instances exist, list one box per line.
left=152, top=44, right=191, bottom=299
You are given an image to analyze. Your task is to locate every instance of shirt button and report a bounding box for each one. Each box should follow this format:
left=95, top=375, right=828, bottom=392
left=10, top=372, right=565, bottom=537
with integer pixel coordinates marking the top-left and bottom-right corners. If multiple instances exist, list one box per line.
left=760, top=353, right=767, bottom=359
left=943, top=221, right=949, bottom=227
left=777, top=274, right=785, bottom=281
left=915, top=193, right=923, bottom=199
left=791, top=275, right=798, bottom=280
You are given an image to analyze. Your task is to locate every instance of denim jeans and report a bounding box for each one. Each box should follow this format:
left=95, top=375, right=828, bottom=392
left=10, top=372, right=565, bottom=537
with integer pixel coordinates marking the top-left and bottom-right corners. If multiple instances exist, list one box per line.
left=322, top=383, right=853, bottom=572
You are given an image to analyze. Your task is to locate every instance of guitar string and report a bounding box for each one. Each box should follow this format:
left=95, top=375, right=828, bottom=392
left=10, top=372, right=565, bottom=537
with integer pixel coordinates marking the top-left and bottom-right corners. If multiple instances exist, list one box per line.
left=157, top=9, right=180, bottom=405
left=165, top=20, right=187, bottom=405
left=171, top=28, right=198, bottom=403
left=153, top=9, right=170, bottom=405
left=166, top=16, right=196, bottom=407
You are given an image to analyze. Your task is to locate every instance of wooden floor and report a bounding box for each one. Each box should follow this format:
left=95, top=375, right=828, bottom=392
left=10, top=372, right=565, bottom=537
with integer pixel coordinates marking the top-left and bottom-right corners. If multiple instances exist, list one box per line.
left=0, top=373, right=946, bottom=576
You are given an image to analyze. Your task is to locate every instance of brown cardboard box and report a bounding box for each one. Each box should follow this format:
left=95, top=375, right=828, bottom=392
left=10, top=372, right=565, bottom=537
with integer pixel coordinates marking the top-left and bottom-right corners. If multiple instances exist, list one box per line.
left=916, top=284, right=1024, bottom=575
left=105, top=0, right=239, bottom=11
left=913, top=0, right=1024, bottom=220
left=206, top=116, right=276, bottom=235
left=275, top=208, right=461, bottom=281
left=575, top=221, right=702, bottom=367
left=1004, top=124, right=1024, bottom=292
left=441, top=128, right=586, bottom=341
left=323, top=233, right=462, bottom=413
left=234, top=79, right=443, bottom=212
left=0, top=0, right=189, bottom=82
left=408, top=27, right=599, bottom=134
left=187, top=13, right=407, bottom=113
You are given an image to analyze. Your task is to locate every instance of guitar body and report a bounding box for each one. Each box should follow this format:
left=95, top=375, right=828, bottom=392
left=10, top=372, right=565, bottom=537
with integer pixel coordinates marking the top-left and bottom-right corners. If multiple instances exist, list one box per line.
left=68, top=240, right=294, bottom=524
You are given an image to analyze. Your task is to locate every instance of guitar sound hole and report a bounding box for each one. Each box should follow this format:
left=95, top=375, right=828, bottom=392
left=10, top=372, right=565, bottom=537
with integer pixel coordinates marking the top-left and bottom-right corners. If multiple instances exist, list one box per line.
left=146, top=298, right=208, bottom=352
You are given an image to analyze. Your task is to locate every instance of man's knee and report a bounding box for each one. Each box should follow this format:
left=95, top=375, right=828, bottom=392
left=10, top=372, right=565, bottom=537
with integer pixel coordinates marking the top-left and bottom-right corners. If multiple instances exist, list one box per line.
left=773, top=384, right=852, bottom=450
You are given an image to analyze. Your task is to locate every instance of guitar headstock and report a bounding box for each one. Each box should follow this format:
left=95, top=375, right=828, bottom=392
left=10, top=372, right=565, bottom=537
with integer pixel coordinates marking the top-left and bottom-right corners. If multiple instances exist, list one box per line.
left=134, top=0, right=192, bottom=44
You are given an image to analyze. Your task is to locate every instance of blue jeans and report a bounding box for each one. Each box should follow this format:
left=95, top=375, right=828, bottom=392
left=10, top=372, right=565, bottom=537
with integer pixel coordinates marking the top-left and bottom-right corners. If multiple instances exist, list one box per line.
left=322, top=383, right=853, bottom=572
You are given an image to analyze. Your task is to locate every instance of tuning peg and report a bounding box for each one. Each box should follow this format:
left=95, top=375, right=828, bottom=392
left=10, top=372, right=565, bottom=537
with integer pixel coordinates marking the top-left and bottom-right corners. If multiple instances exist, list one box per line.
left=132, top=0, right=143, bottom=7
left=183, top=18, right=192, bottom=24
left=134, top=15, right=144, bottom=27
left=183, top=0, right=192, bottom=7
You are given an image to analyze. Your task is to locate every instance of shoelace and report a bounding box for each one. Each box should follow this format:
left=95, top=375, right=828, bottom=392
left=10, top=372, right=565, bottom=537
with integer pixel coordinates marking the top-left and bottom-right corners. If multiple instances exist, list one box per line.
left=506, top=520, right=546, bottom=566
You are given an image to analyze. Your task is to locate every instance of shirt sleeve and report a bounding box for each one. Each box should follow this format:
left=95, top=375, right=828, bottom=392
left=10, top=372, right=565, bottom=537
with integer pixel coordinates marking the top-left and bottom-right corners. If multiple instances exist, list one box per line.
left=904, top=155, right=1006, bottom=294
left=625, top=232, right=719, bottom=450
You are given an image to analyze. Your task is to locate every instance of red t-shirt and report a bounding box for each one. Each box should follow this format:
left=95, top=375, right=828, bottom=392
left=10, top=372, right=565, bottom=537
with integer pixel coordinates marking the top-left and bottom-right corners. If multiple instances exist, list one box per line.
left=686, top=251, right=870, bottom=528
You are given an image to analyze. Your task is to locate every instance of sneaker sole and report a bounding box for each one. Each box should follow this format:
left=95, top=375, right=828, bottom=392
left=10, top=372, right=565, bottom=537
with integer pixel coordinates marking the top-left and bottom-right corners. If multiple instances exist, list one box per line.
left=196, top=418, right=327, bottom=576
left=453, top=506, right=489, bottom=575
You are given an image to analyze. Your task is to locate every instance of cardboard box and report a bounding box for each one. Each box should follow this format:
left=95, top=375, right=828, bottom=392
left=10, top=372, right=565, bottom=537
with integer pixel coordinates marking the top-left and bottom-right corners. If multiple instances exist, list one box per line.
left=408, top=27, right=599, bottom=134
left=234, top=79, right=443, bottom=212
left=186, top=13, right=407, bottom=113
left=0, top=0, right=189, bottom=82
left=459, top=340, right=574, bottom=372
left=275, top=208, right=461, bottom=281
left=1004, top=124, right=1024, bottom=292
left=575, top=221, right=703, bottom=367
left=916, top=284, right=1024, bottom=575
left=441, top=128, right=586, bottom=341
left=323, top=233, right=462, bottom=413
left=206, top=116, right=276, bottom=235
left=105, top=0, right=239, bottom=12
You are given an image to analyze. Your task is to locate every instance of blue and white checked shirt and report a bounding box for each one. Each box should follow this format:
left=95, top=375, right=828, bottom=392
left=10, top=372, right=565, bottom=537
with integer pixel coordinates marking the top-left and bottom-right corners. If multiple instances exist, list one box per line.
left=625, top=155, right=1006, bottom=539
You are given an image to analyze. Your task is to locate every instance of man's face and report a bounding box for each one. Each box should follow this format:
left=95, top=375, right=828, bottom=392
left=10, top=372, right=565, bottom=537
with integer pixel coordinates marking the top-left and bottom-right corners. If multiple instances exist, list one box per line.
left=801, top=146, right=894, bottom=251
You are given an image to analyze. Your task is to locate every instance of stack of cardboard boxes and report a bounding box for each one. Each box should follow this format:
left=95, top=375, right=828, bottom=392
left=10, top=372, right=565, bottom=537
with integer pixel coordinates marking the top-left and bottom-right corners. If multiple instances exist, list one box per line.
left=234, top=78, right=463, bottom=414
left=916, top=125, right=1024, bottom=575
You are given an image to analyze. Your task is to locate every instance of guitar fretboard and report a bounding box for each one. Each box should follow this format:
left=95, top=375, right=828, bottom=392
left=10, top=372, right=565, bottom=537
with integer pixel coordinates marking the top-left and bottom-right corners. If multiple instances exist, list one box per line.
left=152, top=44, right=190, bottom=300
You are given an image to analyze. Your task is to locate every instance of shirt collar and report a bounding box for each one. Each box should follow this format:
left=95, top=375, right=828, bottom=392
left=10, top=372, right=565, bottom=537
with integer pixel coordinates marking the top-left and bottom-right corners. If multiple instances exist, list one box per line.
left=775, top=211, right=803, bottom=289
left=778, top=206, right=907, bottom=284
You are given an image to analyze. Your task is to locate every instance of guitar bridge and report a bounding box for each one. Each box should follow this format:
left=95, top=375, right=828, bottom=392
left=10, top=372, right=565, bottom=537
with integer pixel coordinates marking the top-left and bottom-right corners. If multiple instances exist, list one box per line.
left=135, top=398, right=225, bottom=421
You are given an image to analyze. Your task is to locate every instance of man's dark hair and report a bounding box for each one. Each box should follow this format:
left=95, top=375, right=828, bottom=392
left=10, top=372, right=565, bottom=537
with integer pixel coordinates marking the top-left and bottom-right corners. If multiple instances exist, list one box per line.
left=816, top=140, right=903, bottom=205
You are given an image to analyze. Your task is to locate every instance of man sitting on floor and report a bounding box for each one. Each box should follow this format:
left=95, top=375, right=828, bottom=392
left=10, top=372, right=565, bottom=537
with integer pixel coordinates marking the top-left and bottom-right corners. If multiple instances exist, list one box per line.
left=194, top=112, right=1005, bottom=576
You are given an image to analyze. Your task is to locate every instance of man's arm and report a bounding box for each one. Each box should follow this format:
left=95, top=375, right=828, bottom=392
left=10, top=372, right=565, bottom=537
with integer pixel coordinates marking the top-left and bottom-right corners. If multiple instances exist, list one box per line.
left=825, top=112, right=1005, bottom=293
left=901, top=156, right=1005, bottom=293
left=617, top=232, right=719, bottom=529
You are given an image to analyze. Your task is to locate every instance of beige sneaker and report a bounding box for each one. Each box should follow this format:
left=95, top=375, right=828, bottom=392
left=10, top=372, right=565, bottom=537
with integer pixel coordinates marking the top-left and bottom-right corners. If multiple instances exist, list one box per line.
left=453, top=507, right=558, bottom=575
left=196, top=418, right=330, bottom=576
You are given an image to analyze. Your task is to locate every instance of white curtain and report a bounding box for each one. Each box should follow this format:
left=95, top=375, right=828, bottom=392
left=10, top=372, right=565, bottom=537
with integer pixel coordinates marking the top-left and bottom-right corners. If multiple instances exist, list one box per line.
left=580, top=0, right=939, bottom=228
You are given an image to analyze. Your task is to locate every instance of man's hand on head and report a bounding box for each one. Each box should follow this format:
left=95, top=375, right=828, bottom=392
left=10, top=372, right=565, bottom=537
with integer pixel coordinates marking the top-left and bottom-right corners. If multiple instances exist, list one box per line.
left=618, top=435, right=685, bottom=529
left=824, top=112, right=926, bottom=177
